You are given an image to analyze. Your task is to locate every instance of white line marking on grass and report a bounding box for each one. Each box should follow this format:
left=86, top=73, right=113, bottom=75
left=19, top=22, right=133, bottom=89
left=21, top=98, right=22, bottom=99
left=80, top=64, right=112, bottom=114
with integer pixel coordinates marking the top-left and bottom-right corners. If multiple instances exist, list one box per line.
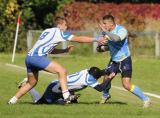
left=6, top=63, right=160, bottom=99
left=5, top=63, right=54, bottom=76
left=112, top=86, right=160, bottom=99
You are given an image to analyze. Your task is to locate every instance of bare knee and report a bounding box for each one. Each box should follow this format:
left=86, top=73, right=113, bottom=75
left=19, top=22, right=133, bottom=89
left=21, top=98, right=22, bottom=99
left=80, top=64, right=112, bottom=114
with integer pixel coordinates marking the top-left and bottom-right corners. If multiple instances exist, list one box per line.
left=28, top=77, right=38, bottom=87
left=122, top=83, right=131, bottom=90
left=58, top=68, right=67, bottom=77
left=122, top=78, right=132, bottom=91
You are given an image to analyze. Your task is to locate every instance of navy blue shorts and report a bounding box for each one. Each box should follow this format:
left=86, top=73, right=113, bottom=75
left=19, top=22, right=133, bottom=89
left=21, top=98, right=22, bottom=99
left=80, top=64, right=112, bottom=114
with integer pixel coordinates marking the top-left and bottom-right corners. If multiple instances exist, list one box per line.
left=36, top=81, right=62, bottom=104
left=105, top=56, right=132, bottom=78
left=25, top=55, right=51, bottom=73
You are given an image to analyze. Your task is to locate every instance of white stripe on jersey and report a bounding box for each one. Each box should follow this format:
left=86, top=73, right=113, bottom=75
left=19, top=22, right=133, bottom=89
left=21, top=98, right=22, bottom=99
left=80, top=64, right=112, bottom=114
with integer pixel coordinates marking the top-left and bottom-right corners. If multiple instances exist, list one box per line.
left=50, top=69, right=99, bottom=92
left=67, top=69, right=99, bottom=91
left=28, top=27, right=73, bottom=56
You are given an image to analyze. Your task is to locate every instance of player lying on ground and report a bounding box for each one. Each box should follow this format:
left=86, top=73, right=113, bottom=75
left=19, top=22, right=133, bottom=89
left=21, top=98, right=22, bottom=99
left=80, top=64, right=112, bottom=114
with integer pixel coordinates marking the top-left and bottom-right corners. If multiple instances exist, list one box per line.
left=18, top=67, right=108, bottom=104
left=8, top=16, right=106, bottom=104
left=97, top=14, right=150, bottom=108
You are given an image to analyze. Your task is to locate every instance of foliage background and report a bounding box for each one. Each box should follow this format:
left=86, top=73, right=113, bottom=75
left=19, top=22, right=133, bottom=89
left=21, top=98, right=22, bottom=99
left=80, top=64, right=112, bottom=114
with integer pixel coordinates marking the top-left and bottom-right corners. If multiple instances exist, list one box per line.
left=0, top=0, right=159, bottom=52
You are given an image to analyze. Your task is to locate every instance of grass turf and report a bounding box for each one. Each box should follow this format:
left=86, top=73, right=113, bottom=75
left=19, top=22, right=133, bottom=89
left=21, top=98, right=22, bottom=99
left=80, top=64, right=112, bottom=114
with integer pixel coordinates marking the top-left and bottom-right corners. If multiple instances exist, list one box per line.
left=0, top=53, right=160, bottom=118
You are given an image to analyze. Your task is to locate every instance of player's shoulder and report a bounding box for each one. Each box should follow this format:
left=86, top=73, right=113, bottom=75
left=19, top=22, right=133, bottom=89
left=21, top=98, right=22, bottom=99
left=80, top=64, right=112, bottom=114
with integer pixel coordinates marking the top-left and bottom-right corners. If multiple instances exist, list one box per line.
left=79, top=69, right=88, bottom=74
left=45, top=27, right=59, bottom=32
left=116, top=24, right=126, bottom=30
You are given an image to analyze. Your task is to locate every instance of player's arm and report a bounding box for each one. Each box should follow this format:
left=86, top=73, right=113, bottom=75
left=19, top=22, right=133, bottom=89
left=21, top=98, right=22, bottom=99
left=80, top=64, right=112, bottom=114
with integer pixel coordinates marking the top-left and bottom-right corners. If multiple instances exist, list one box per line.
left=99, top=23, right=127, bottom=42
left=70, top=35, right=106, bottom=44
left=102, top=29, right=127, bottom=42
left=94, top=79, right=110, bottom=92
left=61, top=31, right=106, bottom=44
left=51, top=45, right=74, bottom=54
left=96, top=43, right=109, bottom=52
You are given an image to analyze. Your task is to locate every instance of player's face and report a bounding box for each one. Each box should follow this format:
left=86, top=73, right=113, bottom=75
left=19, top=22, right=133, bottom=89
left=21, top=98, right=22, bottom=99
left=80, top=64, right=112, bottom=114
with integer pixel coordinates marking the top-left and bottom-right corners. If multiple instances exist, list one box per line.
left=103, top=20, right=115, bottom=31
left=59, top=20, right=67, bottom=31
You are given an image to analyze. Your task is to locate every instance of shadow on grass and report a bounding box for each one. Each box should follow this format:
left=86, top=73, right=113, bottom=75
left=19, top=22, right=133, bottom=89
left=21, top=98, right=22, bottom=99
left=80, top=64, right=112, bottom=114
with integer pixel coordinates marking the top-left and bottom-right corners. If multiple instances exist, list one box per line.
left=18, top=101, right=127, bottom=105
left=75, top=101, right=127, bottom=105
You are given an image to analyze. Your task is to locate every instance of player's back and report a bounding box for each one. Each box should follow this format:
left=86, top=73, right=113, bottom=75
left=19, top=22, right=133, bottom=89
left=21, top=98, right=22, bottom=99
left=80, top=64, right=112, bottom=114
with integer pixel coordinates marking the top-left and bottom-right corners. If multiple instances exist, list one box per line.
left=67, top=69, right=98, bottom=91
left=50, top=69, right=98, bottom=93
left=28, top=27, right=72, bottom=56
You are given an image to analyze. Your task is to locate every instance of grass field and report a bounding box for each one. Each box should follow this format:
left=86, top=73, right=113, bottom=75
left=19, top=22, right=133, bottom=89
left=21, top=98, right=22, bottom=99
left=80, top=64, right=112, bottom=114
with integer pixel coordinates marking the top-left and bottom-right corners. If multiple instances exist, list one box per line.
left=0, top=53, right=160, bottom=118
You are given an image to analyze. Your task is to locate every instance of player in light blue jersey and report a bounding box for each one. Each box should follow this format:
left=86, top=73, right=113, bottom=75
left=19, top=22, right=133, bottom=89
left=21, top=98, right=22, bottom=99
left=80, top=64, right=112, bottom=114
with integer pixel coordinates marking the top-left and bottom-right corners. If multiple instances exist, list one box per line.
left=18, top=67, right=108, bottom=104
left=97, top=15, right=150, bottom=108
left=8, top=16, right=106, bottom=104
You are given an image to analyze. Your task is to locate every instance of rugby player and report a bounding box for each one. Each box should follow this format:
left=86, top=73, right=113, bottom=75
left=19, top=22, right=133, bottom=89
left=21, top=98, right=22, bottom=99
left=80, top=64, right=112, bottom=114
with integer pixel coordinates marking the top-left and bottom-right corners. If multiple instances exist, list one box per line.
left=18, top=67, right=108, bottom=104
left=97, top=15, right=150, bottom=108
left=8, top=16, right=106, bottom=104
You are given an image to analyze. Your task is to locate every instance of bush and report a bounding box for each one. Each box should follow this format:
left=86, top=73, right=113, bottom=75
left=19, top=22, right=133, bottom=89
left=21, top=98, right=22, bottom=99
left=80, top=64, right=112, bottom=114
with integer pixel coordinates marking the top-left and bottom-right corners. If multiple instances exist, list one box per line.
left=59, top=2, right=160, bottom=33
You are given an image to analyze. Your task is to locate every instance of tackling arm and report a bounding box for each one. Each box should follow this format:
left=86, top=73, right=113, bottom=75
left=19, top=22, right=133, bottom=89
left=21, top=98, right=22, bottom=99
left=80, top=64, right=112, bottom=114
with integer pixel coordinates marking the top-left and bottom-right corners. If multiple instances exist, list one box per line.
left=94, top=79, right=111, bottom=92
left=70, top=35, right=106, bottom=44
left=71, top=36, right=93, bottom=43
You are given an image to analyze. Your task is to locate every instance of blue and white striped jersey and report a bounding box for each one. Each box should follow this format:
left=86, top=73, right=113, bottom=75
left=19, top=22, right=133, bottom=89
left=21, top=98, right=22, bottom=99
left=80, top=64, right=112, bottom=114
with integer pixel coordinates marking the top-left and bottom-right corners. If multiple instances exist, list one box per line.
left=107, top=24, right=130, bottom=62
left=28, top=27, right=74, bottom=56
left=50, top=69, right=99, bottom=93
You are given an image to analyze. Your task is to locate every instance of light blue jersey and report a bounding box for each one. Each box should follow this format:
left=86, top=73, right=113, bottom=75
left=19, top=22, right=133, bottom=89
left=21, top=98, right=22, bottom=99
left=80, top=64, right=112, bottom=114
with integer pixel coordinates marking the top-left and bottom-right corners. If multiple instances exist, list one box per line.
left=50, top=69, right=99, bottom=93
left=107, top=25, right=130, bottom=62
left=28, top=28, right=74, bottom=56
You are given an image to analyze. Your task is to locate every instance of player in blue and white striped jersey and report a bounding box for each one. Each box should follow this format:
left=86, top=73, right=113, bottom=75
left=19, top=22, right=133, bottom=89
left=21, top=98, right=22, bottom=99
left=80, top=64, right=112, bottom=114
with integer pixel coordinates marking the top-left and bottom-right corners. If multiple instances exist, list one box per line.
left=8, top=16, right=106, bottom=104
left=18, top=67, right=108, bottom=104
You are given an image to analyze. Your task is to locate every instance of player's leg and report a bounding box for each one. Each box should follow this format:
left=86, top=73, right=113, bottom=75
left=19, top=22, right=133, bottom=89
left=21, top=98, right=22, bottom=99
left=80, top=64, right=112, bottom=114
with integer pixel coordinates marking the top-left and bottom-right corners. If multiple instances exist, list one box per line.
left=36, top=81, right=62, bottom=104
left=44, top=61, right=70, bottom=100
left=8, top=71, right=38, bottom=104
left=29, top=88, right=41, bottom=103
left=100, top=74, right=115, bottom=104
left=120, top=57, right=150, bottom=108
left=121, top=77, right=150, bottom=108
left=17, top=77, right=41, bottom=103
left=100, top=61, right=118, bottom=104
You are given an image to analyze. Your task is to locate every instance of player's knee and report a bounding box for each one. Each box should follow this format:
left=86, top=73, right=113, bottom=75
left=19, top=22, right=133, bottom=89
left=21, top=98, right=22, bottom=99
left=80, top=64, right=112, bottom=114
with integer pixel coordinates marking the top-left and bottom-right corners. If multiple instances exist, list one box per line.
left=122, top=82, right=131, bottom=90
left=58, top=68, right=67, bottom=76
left=28, top=79, right=37, bottom=87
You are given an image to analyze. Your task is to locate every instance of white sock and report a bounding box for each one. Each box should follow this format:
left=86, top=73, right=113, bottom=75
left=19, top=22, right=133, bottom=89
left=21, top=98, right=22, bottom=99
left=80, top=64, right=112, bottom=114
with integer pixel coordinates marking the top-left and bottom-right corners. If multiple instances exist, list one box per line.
left=29, top=88, right=41, bottom=103
left=8, top=96, right=18, bottom=104
left=62, top=90, right=70, bottom=99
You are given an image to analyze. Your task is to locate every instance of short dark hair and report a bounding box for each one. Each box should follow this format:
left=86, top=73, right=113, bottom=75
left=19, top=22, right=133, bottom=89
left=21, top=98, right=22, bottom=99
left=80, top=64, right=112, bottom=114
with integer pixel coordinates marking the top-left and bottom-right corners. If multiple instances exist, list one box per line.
left=54, top=16, right=66, bottom=26
left=88, top=67, right=103, bottom=79
left=102, top=15, right=115, bottom=24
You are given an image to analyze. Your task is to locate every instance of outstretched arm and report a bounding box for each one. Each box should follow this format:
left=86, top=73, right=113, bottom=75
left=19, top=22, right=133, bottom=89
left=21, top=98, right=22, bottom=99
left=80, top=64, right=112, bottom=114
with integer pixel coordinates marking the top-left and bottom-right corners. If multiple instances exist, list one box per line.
left=94, top=79, right=111, bottom=92
left=70, top=35, right=107, bottom=44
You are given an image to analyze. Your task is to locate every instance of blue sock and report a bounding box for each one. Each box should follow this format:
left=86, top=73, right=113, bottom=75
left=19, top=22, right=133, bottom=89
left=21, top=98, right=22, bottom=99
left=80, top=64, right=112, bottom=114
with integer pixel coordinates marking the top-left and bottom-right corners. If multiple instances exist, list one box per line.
left=130, top=85, right=148, bottom=101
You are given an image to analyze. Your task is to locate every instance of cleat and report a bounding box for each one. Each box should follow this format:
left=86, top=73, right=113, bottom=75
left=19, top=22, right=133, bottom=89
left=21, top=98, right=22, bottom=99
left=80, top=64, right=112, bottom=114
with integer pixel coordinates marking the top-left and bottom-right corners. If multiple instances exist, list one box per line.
left=70, top=94, right=81, bottom=103
left=143, top=98, right=151, bottom=108
left=17, top=78, right=28, bottom=88
left=64, top=94, right=80, bottom=104
left=99, top=94, right=111, bottom=104
left=8, top=96, right=18, bottom=104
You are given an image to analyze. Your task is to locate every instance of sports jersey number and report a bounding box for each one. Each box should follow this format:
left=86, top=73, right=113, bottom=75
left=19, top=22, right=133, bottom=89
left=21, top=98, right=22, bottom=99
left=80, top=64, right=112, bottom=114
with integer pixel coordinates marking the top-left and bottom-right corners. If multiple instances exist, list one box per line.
left=39, top=32, right=49, bottom=40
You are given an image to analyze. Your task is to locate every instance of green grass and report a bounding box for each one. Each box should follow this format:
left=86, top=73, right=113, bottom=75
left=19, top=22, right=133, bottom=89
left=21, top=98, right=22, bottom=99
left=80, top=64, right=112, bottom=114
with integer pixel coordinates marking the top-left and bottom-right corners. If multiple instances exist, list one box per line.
left=0, top=53, right=160, bottom=118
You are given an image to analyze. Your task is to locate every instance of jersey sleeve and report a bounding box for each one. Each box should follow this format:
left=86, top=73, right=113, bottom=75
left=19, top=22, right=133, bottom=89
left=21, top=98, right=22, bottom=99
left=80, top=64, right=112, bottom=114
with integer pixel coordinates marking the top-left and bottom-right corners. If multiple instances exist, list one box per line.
left=117, top=28, right=127, bottom=40
left=86, top=75, right=99, bottom=88
left=61, top=31, right=74, bottom=41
